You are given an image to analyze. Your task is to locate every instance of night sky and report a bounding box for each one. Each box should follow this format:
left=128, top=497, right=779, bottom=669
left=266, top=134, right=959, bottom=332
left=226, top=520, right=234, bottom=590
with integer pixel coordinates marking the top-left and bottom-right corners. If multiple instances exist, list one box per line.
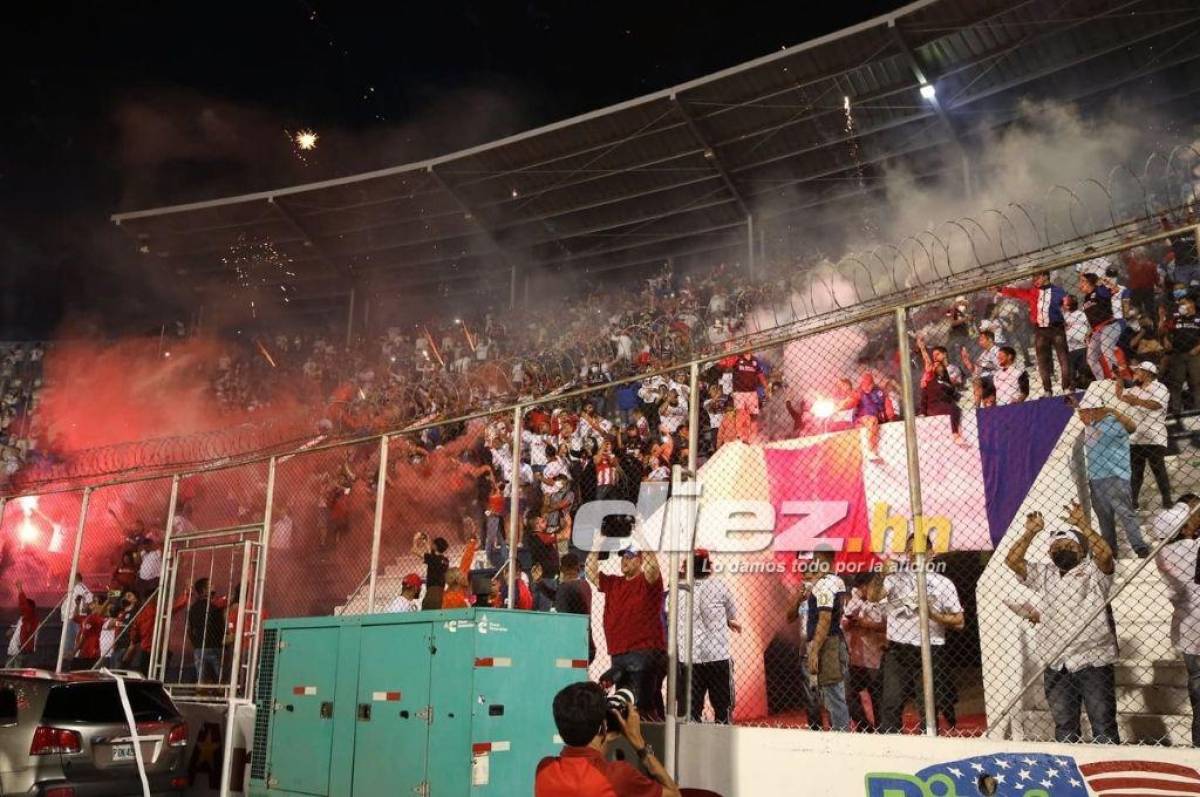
left=1, top=0, right=905, bottom=338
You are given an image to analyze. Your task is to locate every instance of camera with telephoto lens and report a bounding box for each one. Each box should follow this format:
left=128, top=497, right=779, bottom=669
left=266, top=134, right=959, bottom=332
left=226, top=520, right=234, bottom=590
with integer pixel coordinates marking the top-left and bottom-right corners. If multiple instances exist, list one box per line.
left=605, top=688, right=636, bottom=734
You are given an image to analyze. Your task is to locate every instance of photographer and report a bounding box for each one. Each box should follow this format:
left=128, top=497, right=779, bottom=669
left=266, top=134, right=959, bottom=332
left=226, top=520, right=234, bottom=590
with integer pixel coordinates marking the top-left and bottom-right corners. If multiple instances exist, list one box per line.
left=535, top=682, right=680, bottom=797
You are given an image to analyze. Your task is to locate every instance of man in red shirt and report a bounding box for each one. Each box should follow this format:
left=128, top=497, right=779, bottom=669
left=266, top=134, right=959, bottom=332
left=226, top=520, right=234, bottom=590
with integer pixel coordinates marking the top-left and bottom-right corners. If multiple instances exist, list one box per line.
left=534, top=682, right=679, bottom=797
left=71, top=598, right=106, bottom=671
left=586, top=548, right=667, bottom=720
left=726, top=351, right=768, bottom=443
left=122, top=595, right=157, bottom=675
left=12, top=581, right=37, bottom=667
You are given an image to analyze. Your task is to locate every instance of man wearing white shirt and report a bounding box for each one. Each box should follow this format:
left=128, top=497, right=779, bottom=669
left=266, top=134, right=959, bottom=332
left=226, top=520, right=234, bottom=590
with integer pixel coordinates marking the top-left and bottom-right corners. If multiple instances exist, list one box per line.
left=541, top=448, right=571, bottom=495
left=1063, top=295, right=1092, bottom=389
left=1006, top=502, right=1120, bottom=743
left=1154, top=494, right=1200, bottom=745
left=676, top=550, right=739, bottom=723
left=136, top=538, right=163, bottom=598
left=867, top=536, right=964, bottom=734
left=384, top=574, right=423, bottom=613
left=658, top=390, right=688, bottom=435
left=1118, top=362, right=1172, bottom=509
left=61, top=572, right=93, bottom=662
left=523, top=421, right=553, bottom=475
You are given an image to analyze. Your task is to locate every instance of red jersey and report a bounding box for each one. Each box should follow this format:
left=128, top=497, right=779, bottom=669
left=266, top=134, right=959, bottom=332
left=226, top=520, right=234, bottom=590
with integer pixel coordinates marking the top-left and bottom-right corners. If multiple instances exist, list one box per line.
left=130, top=600, right=157, bottom=653
left=598, top=573, right=665, bottom=655
left=731, top=356, right=763, bottom=392
left=16, top=591, right=36, bottom=652
left=442, top=590, right=471, bottom=609
left=535, top=746, right=662, bottom=797
left=75, top=614, right=105, bottom=659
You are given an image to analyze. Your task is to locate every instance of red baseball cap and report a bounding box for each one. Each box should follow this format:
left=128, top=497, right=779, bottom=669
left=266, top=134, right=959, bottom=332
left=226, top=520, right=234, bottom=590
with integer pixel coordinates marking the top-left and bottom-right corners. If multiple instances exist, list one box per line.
left=401, top=573, right=423, bottom=590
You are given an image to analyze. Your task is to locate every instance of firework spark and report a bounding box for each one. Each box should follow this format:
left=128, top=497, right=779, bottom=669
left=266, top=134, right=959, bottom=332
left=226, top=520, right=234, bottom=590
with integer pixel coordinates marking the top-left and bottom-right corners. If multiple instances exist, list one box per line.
left=295, top=130, right=318, bottom=151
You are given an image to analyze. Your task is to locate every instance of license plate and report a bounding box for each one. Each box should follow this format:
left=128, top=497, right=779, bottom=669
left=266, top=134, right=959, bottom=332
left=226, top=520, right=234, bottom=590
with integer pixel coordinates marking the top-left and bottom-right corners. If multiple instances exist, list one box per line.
left=111, top=744, right=135, bottom=761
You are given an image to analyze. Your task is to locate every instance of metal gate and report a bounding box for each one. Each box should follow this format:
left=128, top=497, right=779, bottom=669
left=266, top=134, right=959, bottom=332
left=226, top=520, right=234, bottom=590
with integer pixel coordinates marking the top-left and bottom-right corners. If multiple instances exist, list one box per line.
left=150, top=526, right=265, bottom=703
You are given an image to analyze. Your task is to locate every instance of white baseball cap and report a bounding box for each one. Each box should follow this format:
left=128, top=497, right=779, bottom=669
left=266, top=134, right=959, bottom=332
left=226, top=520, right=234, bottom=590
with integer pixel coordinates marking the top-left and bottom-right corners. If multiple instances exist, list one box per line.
left=1136, top=361, right=1158, bottom=375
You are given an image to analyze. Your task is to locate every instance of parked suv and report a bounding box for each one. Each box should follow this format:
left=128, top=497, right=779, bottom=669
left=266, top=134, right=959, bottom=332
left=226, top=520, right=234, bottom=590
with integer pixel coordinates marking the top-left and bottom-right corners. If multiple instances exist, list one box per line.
left=0, top=669, right=188, bottom=796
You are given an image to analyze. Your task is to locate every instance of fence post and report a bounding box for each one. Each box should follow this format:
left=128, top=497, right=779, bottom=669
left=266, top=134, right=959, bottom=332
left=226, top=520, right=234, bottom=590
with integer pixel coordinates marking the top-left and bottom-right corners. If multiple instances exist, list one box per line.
left=366, top=435, right=390, bottom=613
left=246, top=456, right=278, bottom=697
left=507, top=406, right=523, bottom=608
left=894, top=306, right=938, bottom=736
left=684, top=362, right=701, bottom=723
left=149, top=474, right=181, bottom=676
left=56, top=487, right=92, bottom=673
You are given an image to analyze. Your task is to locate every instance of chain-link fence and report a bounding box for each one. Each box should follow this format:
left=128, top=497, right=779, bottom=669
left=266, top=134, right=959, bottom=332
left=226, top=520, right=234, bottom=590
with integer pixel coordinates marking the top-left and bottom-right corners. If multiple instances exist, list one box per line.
left=2, top=219, right=1198, bottom=751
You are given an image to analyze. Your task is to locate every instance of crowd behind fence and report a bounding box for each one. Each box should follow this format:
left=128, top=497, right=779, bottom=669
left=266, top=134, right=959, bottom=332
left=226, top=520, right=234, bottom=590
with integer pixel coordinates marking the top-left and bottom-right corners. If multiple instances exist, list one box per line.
left=2, top=221, right=1200, bottom=751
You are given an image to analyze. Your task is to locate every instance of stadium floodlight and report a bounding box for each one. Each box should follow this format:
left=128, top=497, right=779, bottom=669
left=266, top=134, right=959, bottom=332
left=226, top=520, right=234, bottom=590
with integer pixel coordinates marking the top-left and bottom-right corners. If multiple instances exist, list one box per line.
left=919, top=82, right=937, bottom=100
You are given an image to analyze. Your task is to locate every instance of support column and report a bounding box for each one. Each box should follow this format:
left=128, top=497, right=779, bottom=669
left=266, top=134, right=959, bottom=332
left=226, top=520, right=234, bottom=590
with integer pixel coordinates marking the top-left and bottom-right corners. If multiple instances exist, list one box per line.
left=366, top=435, right=390, bottom=613
left=509, top=264, right=520, bottom=310
left=507, top=407, right=522, bottom=607
left=894, top=307, right=938, bottom=736
left=56, top=487, right=92, bottom=673
left=683, top=362, right=701, bottom=722
left=746, top=215, right=756, bottom=277
left=345, top=286, right=356, bottom=349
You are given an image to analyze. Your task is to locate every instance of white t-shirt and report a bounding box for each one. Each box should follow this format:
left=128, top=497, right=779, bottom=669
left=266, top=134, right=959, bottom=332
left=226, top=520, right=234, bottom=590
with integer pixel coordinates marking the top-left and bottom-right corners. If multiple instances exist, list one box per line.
left=1125, top=381, right=1170, bottom=448
left=978, top=318, right=1008, bottom=346
left=1155, top=538, right=1200, bottom=656
left=1021, top=559, right=1118, bottom=671
left=843, top=590, right=887, bottom=670
left=63, top=582, right=94, bottom=623
left=677, top=578, right=737, bottom=664
left=659, top=401, right=688, bottom=434
left=882, top=569, right=962, bottom=647
left=138, top=549, right=163, bottom=580
left=522, top=431, right=552, bottom=467
left=384, top=595, right=421, bottom=613
left=542, top=459, right=570, bottom=495
left=100, top=619, right=118, bottom=659
left=992, top=364, right=1027, bottom=405
left=1065, top=310, right=1090, bottom=351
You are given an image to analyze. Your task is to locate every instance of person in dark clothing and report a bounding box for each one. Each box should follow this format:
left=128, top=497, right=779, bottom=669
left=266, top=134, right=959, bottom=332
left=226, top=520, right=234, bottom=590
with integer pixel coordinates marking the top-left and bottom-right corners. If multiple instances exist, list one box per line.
left=184, top=578, right=226, bottom=685
left=552, top=554, right=595, bottom=662
left=998, top=272, right=1072, bottom=394
left=1167, top=296, right=1200, bottom=415
left=1080, top=272, right=1120, bottom=380
left=526, top=514, right=562, bottom=578
left=415, top=533, right=450, bottom=610
left=917, top=337, right=964, bottom=443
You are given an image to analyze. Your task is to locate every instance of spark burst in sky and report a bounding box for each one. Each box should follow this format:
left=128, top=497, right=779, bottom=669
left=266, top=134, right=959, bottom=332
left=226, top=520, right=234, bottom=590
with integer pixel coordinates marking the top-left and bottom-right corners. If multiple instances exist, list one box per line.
left=295, top=129, right=318, bottom=151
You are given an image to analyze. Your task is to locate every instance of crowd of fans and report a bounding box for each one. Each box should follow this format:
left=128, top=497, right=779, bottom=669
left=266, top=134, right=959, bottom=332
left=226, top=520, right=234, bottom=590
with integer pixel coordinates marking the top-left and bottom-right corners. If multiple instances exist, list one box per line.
left=0, top=343, right=44, bottom=478
left=6, top=221, right=1200, bottom=747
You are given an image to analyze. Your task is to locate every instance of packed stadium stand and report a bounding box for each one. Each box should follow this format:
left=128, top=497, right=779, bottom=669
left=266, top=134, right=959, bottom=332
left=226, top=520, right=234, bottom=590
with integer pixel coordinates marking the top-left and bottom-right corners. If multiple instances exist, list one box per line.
left=6, top=0, right=1200, bottom=793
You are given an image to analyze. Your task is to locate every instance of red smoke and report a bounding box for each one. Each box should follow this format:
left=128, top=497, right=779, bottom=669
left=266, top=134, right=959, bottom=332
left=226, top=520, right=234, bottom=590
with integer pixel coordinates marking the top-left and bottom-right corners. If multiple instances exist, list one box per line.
left=37, top=335, right=310, bottom=452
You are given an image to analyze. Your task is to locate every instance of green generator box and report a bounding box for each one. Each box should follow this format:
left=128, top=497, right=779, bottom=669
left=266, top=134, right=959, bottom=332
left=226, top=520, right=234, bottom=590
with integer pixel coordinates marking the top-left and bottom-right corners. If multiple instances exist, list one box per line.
left=248, top=609, right=589, bottom=797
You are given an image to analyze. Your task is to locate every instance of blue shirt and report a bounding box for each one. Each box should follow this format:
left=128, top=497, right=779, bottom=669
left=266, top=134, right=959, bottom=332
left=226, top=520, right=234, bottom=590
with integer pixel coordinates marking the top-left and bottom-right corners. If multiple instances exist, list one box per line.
left=615, top=383, right=641, bottom=411
left=853, top=387, right=887, bottom=421
left=1085, top=415, right=1131, bottom=481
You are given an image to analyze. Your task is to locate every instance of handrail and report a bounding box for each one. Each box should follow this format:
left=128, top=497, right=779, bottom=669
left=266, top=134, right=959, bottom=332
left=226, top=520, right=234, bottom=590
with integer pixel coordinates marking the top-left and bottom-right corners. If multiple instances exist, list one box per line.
left=336, top=570, right=373, bottom=616
left=4, top=592, right=68, bottom=668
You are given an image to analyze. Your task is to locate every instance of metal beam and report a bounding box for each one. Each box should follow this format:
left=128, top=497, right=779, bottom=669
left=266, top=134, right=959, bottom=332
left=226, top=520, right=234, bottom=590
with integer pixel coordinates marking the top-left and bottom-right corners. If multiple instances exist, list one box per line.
left=671, top=95, right=751, bottom=217
left=268, top=196, right=345, bottom=273
left=888, top=20, right=964, bottom=149
left=426, top=166, right=511, bottom=259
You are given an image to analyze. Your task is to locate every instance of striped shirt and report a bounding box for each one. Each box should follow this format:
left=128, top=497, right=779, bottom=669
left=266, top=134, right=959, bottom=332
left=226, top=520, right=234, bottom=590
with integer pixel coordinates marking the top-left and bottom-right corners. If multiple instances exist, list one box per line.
left=595, top=454, right=618, bottom=486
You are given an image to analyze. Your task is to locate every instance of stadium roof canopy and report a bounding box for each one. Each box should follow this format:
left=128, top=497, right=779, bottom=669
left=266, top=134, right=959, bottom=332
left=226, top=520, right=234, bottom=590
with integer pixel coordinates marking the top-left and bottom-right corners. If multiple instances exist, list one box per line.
left=113, top=0, right=1200, bottom=318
